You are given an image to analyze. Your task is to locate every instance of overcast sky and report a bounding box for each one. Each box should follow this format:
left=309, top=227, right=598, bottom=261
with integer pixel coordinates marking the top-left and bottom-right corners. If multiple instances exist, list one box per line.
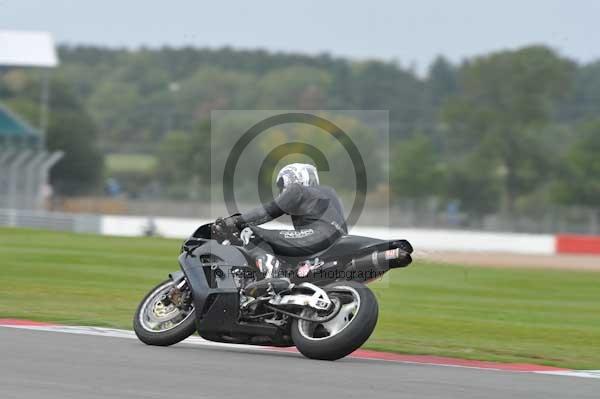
left=1, top=0, right=598, bottom=73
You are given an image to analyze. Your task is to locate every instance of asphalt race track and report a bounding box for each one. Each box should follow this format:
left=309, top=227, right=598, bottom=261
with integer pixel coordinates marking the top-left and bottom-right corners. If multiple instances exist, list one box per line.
left=1, top=327, right=598, bottom=399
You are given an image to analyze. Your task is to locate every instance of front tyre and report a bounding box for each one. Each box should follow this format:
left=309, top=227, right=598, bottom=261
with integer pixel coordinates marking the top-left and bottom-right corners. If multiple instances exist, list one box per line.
left=133, top=279, right=196, bottom=346
left=291, top=281, right=378, bottom=360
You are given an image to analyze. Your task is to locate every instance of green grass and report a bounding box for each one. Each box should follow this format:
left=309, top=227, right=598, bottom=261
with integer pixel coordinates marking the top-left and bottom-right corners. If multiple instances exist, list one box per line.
left=1, top=227, right=599, bottom=369
left=105, top=153, right=157, bottom=173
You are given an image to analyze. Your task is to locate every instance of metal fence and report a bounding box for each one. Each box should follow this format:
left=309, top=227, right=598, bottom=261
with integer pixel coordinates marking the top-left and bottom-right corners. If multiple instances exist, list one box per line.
left=0, top=148, right=63, bottom=210
left=0, top=208, right=101, bottom=233
left=115, top=199, right=600, bottom=235
left=2, top=201, right=598, bottom=236
left=383, top=201, right=600, bottom=235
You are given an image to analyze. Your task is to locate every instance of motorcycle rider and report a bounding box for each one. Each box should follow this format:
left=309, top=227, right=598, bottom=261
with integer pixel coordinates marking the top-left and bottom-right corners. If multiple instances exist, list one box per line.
left=216, top=163, right=347, bottom=279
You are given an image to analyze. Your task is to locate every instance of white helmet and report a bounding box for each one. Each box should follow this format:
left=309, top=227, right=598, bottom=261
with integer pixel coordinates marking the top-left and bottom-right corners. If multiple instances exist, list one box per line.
left=276, top=163, right=319, bottom=191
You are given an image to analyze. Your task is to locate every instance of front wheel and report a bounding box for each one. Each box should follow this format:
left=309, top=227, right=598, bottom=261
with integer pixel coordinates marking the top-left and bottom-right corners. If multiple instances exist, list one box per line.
left=291, top=281, right=378, bottom=360
left=133, top=279, right=196, bottom=346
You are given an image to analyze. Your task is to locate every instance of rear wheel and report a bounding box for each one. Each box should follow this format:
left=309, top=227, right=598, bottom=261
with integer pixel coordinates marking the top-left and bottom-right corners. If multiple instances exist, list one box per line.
left=291, top=281, right=378, bottom=360
left=133, top=279, right=196, bottom=346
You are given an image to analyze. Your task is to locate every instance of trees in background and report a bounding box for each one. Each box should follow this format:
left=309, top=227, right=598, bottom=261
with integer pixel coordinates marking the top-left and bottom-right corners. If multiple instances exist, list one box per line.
left=425, top=56, right=457, bottom=110
left=553, top=120, right=600, bottom=207
left=390, top=135, right=444, bottom=199
left=441, top=46, right=573, bottom=212
left=3, top=44, right=600, bottom=217
left=157, top=121, right=210, bottom=199
left=0, top=71, right=103, bottom=195
left=558, top=61, right=600, bottom=123
left=46, top=79, right=104, bottom=194
left=56, top=46, right=426, bottom=151
left=391, top=47, right=578, bottom=216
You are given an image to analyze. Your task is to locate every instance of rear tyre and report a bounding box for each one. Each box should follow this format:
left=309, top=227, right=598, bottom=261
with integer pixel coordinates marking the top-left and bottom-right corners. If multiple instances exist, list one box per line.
left=133, top=279, right=196, bottom=346
left=291, top=281, right=378, bottom=360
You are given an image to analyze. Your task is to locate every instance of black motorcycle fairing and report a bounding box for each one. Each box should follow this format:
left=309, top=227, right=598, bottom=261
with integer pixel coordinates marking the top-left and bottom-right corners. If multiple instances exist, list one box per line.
left=168, top=270, right=185, bottom=283
left=179, top=241, right=246, bottom=309
left=191, top=223, right=212, bottom=239
left=178, top=240, right=290, bottom=346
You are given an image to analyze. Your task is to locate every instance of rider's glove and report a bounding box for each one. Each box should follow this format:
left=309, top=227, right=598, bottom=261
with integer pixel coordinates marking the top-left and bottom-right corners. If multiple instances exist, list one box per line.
left=227, top=214, right=245, bottom=230
left=214, top=215, right=244, bottom=233
left=212, top=218, right=225, bottom=238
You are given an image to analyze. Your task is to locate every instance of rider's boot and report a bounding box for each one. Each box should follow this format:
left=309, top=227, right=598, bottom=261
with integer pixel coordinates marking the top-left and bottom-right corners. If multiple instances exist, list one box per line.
left=239, top=227, right=291, bottom=296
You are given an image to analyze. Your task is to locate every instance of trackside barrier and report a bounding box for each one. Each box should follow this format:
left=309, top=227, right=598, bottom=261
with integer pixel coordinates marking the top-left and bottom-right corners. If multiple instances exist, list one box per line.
left=556, top=234, right=600, bottom=255
left=99, top=215, right=556, bottom=255
left=0, top=208, right=100, bottom=233
left=4, top=209, right=600, bottom=255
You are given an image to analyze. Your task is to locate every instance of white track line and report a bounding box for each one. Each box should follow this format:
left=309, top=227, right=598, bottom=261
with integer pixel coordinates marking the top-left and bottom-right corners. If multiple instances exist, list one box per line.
left=536, top=370, right=600, bottom=379
left=0, top=324, right=290, bottom=354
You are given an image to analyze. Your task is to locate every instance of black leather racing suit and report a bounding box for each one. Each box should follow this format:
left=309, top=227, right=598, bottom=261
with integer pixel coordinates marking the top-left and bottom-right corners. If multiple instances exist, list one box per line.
left=239, top=183, right=347, bottom=258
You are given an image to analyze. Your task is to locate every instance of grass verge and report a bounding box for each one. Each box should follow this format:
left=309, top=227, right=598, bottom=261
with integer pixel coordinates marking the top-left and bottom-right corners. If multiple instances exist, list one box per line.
left=1, top=227, right=598, bottom=369
left=105, top=153, right=157, bottom=173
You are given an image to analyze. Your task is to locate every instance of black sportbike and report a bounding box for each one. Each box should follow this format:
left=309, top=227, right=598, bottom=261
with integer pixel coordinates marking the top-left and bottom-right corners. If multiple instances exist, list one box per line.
left=133, top=218, right=413, bottom=360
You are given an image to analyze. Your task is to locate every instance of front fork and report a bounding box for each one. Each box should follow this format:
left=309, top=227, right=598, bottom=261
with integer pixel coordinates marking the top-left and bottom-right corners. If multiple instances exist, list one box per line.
left=160, top=276, right=190, bottom=308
